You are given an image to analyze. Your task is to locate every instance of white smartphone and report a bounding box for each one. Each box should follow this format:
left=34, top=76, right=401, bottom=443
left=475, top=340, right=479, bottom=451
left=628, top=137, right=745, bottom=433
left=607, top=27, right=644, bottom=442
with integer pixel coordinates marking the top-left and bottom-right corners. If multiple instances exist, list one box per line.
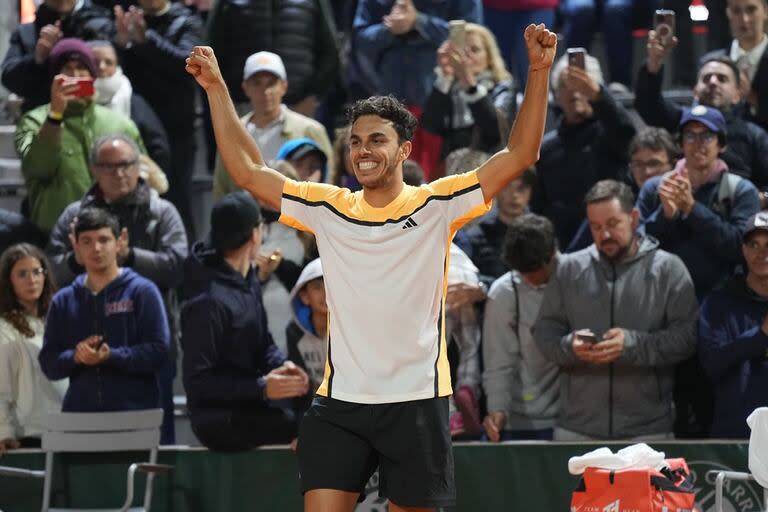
left=448, top=20, right=466, bottom=49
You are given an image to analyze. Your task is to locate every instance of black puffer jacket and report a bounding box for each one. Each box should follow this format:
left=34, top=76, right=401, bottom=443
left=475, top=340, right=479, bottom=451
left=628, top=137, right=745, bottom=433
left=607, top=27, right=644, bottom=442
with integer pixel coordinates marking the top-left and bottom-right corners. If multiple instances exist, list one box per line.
left=1, top=0, right=114, bottom=111
left=530, top=87, right=637, bottom=245
left=119, top=2, right=203, bottom=133
left=207, top=0, right=339, bottom=105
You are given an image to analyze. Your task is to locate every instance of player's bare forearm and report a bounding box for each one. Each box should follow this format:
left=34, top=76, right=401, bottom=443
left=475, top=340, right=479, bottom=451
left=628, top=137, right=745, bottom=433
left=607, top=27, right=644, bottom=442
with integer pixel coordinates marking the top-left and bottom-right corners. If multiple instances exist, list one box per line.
left=206, top=82, right=285, bottom=210
left=477, top=67, right=549, bottom=201
left=186, top=45, right=284, bottom=209
left=478, top=24, right=555, bottom=201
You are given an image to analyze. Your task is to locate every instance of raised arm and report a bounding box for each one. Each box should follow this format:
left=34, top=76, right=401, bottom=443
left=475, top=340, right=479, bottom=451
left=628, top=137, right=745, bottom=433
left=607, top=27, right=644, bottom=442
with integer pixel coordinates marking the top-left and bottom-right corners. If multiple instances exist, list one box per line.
left=185, top=46, right=285, bottom=210
left=477, top=24, right=556, bottom=201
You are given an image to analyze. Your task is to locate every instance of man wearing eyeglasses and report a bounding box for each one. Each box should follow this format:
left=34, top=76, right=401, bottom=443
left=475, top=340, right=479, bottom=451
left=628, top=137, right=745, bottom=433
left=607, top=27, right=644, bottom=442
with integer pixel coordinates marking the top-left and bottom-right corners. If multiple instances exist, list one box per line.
left=637, top=105, right=760, bottom=438
left=46, top=133, right=187, bottom=444
left=636, top=31, right=768, bottom=195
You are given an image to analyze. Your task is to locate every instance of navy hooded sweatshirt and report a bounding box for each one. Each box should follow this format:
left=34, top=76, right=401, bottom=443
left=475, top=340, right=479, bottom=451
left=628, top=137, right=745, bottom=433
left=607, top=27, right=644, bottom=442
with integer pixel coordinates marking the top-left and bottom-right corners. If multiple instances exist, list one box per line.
left=39, top=268, right=169, bottom=412
left=181, top=243, right=285, bottom=418
left=699, top=275, right=768, bottom=438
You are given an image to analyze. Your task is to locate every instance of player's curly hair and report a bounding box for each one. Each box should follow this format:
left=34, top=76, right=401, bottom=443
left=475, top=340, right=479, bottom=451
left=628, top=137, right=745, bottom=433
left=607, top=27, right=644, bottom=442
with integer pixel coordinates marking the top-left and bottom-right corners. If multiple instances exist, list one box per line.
left=346, top=95, right=417, bottom=143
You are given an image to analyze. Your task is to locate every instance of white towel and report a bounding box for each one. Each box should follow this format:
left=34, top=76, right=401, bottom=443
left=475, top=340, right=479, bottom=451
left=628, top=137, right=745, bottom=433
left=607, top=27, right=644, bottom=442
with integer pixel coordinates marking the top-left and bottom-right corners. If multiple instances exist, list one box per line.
left=747, top=407, right=768, bottom=489
left=568, top=443, right=667, bottom=475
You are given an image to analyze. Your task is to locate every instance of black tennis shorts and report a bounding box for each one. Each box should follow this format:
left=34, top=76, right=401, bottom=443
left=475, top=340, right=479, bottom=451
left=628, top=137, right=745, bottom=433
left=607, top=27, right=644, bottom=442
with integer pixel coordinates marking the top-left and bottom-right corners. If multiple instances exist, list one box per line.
left=297, top=395, right=455, bottom=508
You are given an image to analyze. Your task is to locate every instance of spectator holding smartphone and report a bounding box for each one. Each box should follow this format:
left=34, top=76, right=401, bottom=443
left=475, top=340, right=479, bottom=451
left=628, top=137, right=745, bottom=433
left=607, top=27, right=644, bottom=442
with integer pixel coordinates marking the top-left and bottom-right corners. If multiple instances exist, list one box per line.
left=699, top=0, right=768, bottom=133
left=0, top=0, right=113, bottom=113
left=530, top=51, right=636, bottom=246
left=14, top=38, right=147, bottom=233
left=39, top=208, right=169, bottom=415
left=635, top=26, right=768, bottom=194
left=535, top=180, right=697, bottom=441
left=421, top=23, right=516, bottom=162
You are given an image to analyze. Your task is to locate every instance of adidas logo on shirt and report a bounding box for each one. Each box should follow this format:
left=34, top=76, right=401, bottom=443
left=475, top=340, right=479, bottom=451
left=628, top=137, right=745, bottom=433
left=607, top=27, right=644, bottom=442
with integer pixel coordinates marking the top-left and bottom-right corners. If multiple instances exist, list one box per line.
left=402, top=217, right=418, bottom=229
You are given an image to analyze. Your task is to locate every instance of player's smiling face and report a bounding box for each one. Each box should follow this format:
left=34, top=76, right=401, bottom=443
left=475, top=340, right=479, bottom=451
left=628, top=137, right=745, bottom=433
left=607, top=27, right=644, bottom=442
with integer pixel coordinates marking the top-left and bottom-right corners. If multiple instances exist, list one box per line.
left=349, top=115, right=410, bottom=189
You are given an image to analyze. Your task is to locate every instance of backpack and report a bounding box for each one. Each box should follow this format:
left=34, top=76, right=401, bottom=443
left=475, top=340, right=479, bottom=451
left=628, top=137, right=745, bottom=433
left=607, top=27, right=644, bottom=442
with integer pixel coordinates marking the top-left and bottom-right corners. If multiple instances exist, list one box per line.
left=711, top=172, right=743, bottom=219
left=571, top=458, right=699, bottom=512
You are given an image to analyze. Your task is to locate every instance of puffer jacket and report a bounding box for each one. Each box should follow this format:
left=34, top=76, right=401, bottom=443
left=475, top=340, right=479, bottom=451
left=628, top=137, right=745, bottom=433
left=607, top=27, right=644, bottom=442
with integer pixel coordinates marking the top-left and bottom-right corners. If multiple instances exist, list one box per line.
left=207, top=0, right=339, bottom=105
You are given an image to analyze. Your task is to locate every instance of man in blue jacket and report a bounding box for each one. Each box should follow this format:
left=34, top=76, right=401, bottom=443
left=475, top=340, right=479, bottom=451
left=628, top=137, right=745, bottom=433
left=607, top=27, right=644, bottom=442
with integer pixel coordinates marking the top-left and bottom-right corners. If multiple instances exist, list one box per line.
left=39, top=207, right=169, bottom=413
left=638, top=105, right=760, bottom=299
left=638, top=105, right=760, bottom=438
left=699, top=211, right=768, bottom=438
left=181, top=192, right=309, bottom=452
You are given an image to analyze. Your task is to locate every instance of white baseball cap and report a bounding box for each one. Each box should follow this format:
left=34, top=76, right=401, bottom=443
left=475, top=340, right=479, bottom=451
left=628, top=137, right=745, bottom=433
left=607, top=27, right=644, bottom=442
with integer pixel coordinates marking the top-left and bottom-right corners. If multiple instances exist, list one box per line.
left=243, top=51, right=287, bottom=81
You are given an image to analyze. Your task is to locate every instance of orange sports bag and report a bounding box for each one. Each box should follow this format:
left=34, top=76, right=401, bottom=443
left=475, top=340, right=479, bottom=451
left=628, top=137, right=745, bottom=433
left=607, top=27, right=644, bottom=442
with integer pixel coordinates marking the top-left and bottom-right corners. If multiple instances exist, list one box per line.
left=570, top=458, right=698, bottom=512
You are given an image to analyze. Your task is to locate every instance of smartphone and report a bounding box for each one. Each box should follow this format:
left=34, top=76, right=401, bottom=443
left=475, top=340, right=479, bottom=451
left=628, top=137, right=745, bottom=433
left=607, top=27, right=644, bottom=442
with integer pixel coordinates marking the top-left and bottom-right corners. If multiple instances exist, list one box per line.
left=654, top=9, right=676, bottom=47
left=448, top=20, right=466, bottom=49
left=575, top=329, right=599, bottom=344
left=567, top=48, right=586, bottom=70
left=67, top=76, right=95, bottom=98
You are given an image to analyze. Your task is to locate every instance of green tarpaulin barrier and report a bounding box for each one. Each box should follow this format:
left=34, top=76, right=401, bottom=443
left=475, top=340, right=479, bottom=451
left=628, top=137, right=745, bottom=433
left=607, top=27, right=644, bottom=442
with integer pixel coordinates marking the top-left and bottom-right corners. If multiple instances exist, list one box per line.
left=0, top=442, right=762, bottom=511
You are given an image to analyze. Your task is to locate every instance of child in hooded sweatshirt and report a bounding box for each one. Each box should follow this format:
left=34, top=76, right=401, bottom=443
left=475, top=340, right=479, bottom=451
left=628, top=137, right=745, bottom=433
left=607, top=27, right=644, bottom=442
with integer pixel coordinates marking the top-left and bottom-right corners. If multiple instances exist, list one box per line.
left=286, top=258, right=327, bottom=415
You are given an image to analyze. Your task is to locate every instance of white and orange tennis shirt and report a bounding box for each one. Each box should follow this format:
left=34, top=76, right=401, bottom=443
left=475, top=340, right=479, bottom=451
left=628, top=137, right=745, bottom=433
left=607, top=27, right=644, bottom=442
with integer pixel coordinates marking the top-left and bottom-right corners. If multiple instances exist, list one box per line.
left=279, top=169, right=491, bottom=404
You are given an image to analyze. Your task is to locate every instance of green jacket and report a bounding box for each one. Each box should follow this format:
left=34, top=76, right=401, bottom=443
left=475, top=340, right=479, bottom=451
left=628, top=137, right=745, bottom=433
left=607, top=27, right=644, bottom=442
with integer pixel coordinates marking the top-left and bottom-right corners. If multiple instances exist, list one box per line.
left=15, top=101, right=146, bottom=232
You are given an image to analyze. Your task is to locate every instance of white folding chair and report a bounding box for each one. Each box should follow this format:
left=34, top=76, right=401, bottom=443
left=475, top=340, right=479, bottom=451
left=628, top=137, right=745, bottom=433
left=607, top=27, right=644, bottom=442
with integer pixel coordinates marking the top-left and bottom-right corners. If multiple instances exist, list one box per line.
left=708, top=407, right=768, bottom=512
left=0, top=409, right=171, bottom=512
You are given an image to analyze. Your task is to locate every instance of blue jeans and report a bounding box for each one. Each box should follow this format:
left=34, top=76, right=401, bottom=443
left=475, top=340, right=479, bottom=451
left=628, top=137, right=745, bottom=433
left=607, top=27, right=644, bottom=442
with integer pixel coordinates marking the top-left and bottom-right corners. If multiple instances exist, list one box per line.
left=561, top=0, right=634, bottom=86
left=482, top=6, right=555, bottom=91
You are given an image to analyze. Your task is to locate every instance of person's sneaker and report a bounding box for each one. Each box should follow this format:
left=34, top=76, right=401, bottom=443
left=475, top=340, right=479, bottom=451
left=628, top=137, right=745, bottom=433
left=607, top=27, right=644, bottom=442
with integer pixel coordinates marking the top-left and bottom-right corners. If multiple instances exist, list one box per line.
left=454, top=385, right=482, bottom=436
left=449, top=411, right=465, bottom=438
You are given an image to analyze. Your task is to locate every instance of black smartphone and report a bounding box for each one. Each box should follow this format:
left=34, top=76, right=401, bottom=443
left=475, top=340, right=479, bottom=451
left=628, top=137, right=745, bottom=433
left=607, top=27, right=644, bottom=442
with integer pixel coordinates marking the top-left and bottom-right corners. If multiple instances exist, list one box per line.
left=575, top=329, right=599, bottom=344
left=654, top=9, right=676, bottom=47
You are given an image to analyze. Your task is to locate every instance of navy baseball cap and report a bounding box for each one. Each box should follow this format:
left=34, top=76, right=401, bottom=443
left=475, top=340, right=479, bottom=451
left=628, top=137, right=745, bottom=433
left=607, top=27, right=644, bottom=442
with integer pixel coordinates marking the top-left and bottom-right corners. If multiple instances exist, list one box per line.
left=679, top=105, right=727, bottom=137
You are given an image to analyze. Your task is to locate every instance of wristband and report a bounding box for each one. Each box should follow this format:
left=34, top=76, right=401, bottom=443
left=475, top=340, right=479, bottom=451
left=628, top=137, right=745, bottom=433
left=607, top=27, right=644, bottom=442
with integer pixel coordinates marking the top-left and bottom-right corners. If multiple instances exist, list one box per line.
left=48, top=110, right=63, bottom=121
left=46, top=114, right=63, bottom=126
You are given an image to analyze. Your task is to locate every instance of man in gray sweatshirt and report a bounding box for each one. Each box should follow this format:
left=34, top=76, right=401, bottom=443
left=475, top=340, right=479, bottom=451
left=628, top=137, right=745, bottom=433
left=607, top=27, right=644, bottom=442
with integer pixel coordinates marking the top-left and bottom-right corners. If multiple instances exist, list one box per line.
left=535, top=180, right=698, bottom=440
left=482, top=213, right=560, bottom=441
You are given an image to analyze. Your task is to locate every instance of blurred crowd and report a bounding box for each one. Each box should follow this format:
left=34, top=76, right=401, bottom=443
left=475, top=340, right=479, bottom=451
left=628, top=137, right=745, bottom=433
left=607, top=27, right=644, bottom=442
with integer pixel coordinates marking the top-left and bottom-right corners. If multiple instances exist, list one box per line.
left=1, top=0, right=768, bottom=453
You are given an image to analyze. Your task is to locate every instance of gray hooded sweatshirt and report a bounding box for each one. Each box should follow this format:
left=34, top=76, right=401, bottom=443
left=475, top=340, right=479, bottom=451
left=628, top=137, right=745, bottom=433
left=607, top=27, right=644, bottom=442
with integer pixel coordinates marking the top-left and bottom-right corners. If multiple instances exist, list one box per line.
left=482, top=271, right=559, bottom=431
left=534, top=236, right=697, bottom=438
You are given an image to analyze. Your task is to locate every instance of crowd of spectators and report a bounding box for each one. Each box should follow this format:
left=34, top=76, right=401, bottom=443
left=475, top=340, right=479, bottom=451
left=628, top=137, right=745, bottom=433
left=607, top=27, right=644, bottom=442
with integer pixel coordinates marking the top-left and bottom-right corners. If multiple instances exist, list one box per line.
left=1, top=0, right=768, bottom=454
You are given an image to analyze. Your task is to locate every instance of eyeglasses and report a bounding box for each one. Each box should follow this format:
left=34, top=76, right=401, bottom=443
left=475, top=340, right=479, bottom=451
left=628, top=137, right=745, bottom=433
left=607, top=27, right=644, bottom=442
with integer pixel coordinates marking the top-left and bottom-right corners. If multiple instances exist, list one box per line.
left=682, top=131, right=717, bottom=144
left=629, top=159, right=668, bottom=172
left=13, top=267, right=47, bottom=280
left=93, top=159, right=138, bottom=173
